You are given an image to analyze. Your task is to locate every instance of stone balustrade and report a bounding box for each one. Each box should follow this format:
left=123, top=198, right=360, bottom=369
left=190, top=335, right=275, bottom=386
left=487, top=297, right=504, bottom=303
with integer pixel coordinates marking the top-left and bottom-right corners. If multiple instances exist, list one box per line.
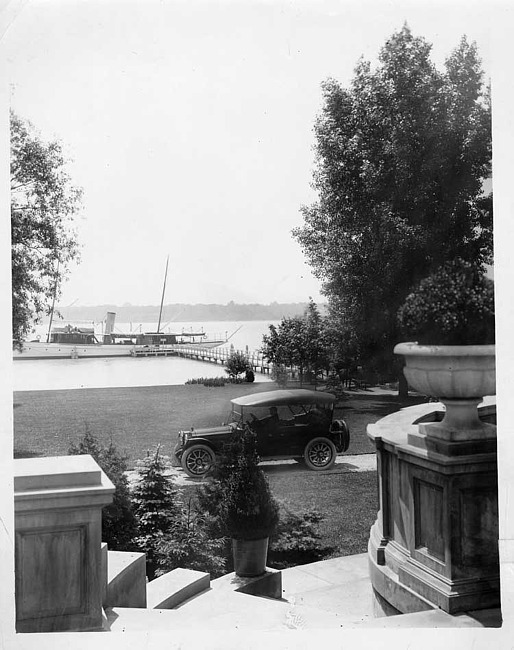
left=367, top=397, right=499, bottom=615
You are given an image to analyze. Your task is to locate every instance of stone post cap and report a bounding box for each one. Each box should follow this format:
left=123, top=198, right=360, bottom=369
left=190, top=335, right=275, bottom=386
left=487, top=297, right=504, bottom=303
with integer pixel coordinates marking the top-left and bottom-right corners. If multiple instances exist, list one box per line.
left=14, top=455, right=115, bottom=511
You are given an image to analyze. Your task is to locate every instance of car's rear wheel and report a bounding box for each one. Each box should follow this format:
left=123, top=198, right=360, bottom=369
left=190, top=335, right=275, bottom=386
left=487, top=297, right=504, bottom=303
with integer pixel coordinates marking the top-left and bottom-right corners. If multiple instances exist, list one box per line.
left=303, top=437, right=337, bottom=471
left=181, top=444, right=215, bottom=478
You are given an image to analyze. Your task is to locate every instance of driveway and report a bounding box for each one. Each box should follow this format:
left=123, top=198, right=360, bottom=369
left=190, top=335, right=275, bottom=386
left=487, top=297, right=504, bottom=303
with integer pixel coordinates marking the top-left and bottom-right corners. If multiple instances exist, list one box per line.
left=126, top=452, right=377, bottom=487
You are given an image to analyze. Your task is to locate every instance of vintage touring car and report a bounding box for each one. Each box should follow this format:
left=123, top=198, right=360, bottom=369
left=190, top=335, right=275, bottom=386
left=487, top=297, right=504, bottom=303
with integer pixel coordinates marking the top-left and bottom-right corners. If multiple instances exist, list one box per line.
left=173, top=389, right=350, bottom=478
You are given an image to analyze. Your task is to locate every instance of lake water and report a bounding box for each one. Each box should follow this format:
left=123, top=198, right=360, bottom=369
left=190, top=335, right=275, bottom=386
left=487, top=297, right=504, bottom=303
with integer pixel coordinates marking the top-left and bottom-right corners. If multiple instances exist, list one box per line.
left=14, top=320, right=277, bottom=392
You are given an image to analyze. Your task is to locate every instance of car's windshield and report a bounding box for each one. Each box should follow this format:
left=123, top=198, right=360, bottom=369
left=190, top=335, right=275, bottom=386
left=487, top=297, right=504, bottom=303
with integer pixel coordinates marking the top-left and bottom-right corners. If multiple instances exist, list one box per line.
left=229, top=406, right=244, bottom=426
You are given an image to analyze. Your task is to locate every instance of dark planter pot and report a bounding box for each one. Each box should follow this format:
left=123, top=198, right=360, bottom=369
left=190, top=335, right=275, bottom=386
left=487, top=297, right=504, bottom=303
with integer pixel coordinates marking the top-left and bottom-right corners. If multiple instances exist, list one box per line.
left=232, top=537, right=269, bottom=577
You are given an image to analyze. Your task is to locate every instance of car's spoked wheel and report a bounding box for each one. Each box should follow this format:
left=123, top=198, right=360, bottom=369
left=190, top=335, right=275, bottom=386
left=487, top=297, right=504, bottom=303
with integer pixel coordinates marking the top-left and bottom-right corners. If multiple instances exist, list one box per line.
left=303, top=437, right=336, bottom=471
left=181, top=444, right=215, bottom=478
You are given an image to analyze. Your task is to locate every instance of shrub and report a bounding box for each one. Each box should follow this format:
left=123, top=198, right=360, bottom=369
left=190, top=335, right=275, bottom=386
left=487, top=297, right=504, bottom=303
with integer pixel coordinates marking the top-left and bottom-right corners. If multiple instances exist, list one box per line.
left=268, top=502, right=336, bottom=569
left=200, top=377, right=226, bottom=387
left=225, top=351, right=251, bottom=380
left=68, top=426, right=138, bottom=551
left=185, top=376, right=246, bottom=387
left=186, top=377, right=226, bottom=386
left=397, top=258, right=495, bottom=345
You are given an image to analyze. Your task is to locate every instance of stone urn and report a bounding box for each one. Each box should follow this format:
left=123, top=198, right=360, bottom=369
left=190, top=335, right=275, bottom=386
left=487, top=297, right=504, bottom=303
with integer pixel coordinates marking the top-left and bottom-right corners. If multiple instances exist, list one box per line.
left=394, top=342, right=496, bottom=441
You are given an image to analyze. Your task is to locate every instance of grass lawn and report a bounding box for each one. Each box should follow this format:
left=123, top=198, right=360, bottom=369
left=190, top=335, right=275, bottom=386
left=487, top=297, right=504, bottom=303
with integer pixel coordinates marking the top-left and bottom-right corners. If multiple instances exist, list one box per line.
left=13, top=382, right=424, bottom=561
left=266, top=468, right=379, bottom=557
left=13, top=382, right=425, bottom=466
left=178, top=466, right=378, bottom=559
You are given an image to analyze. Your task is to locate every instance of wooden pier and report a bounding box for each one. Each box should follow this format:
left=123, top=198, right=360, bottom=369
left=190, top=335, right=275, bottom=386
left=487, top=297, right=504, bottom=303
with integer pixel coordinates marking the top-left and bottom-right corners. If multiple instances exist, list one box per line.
left=131, top=344, right=272, bottom=374
left=130, top=344, right=375, bottom=391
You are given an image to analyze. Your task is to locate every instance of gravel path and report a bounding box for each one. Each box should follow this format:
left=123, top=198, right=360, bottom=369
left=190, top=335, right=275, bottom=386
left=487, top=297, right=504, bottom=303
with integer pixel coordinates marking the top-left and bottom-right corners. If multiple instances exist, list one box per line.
left=126, top=452, right=377, bottom=487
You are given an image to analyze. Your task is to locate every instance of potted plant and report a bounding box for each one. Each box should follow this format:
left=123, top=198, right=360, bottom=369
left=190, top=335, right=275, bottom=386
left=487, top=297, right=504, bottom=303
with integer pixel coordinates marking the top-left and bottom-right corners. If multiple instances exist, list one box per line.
left=395, top=258, right=495, bottom=440
left=217, top=426, right=279, bottom=577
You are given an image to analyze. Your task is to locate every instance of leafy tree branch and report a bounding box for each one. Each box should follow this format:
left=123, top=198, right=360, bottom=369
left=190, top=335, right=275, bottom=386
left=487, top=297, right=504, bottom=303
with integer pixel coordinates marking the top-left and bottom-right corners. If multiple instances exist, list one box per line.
left=11, top=111, right=82, bottom=345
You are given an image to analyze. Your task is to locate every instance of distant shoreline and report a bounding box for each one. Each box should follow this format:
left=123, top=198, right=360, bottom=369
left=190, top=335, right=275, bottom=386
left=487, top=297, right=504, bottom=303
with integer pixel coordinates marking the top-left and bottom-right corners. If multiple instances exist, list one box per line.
left=53, top=302, right=328, bottom=324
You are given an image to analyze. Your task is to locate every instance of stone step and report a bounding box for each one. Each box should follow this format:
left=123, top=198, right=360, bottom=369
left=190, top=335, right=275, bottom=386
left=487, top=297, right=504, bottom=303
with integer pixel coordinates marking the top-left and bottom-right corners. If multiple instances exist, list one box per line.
left=104, top=606, right=179, bottom=632
left=146, top=568, right=210, bottom=609
left=105, top=550, right=147, bottom=608
left=102, top=554, right=501, bottom=632
left=354, top=606, right=502, bottom=628
left=105, top=589, right=368, bottom=632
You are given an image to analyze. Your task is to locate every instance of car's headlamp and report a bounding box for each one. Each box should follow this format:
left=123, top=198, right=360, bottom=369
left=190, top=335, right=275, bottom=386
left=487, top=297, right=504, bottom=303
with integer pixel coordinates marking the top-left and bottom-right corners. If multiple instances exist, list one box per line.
left=179, top=429, right=193, bottom=444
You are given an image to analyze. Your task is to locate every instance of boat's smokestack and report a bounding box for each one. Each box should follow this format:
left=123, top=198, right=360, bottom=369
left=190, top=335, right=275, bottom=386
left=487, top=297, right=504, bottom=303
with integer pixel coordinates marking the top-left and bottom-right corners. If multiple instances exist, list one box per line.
left=105, top=312, right=116, bottom=336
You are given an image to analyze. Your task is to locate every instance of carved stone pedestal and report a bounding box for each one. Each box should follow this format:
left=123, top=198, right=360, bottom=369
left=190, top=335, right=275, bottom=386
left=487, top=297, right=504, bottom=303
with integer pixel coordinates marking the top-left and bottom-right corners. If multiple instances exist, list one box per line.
left=368, top=399, right=499, bottom=615
left=14, top=455, right=114, bottom=633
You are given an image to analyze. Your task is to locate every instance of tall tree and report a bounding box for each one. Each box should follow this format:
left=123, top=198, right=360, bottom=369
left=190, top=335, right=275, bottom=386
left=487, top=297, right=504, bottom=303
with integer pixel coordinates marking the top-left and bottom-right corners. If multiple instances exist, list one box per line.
left=11, top=112, right=82, bottom=345
left=293, top=26, right=492, bottom=377
left=302, top=299, right=330, bottom=382
left=261, top=299, right=329, bottom=384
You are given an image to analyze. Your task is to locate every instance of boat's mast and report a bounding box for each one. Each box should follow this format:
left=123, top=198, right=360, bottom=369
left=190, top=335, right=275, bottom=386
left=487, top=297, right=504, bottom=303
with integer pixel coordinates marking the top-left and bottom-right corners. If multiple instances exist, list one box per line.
left=46, top=258, right=60, bottom=343
left=157, top=255, right=169, bottom=334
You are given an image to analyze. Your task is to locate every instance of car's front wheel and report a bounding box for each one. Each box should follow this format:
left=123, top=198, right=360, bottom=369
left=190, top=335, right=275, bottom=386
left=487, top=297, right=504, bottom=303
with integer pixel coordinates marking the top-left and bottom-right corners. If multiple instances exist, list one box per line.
left=303, top=437, right=337, bottom=471
left=181, top=444, right=215, bottom=478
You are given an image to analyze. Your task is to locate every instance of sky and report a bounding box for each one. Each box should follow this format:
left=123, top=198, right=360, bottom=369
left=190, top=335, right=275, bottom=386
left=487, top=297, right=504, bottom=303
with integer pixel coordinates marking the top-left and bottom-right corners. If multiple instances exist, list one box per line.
left=3, top=0, right=494, bottom=307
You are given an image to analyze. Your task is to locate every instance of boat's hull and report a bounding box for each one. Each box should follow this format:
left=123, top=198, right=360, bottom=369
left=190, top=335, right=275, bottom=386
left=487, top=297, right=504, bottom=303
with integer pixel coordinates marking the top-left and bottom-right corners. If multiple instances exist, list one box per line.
left=13, top=339, right=227, bottom=360
left=13, top=343, right=134, bottom=360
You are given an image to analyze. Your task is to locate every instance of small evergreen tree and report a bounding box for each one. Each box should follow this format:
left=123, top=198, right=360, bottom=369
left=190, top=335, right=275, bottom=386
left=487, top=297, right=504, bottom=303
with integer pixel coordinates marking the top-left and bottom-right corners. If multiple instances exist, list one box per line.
left=68, top=426, right=138, bottom=550
left=197, top=427, right=279, bottom=542
left=131, top=446, right=181, bottom=579
left=196, top=454, right=331, bottom=571
left=221, top=441, right=279, bottom=541
left=195, top=434, right=241, bottom=543
left=154, top=497, right=227, bottom=579
left=131, top=445, right=227, bottom=579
